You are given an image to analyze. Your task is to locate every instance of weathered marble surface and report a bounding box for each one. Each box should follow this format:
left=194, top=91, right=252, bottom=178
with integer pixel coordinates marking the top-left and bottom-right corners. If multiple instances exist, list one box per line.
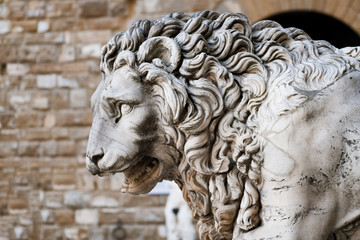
left=86, top=10, right=360, bottom=239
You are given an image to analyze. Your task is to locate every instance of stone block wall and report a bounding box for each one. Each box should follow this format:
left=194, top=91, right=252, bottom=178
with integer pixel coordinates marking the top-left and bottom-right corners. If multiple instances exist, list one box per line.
left=0, top=0, right=193, bottom=239
left=0, top=0, right=358, bottom=239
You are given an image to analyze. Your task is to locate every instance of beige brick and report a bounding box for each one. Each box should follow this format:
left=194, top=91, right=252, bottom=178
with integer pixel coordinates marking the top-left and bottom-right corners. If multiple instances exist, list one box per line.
left=68, top=127, right=90, bottom=140
left=86, top=17, right=126, bottom=30
left=35, top=171, right=52, bottom=190
left=75, top=209, right=99, bottom=225
left=69, top=30, right=112, bottom=44
left=0, top=129, right=19, bottom=142
left=189, top=0, right=216, bottom=11
left=98, top=208, right=121, bottom=224
left=0, top=142, right=18, bottom=157
left=24, top=32, right=64, bottom=44
left=79, top=0, right=108, bottom=18
left=22, top=128, right=51, bottom=141
left=52, top=90, right=69, bottom=109
left=19, top=45, right=39, bottom=63
left=124, top=207, right=165, bottom=224
left=8, top=91, right=31, bottom=110
left=15, top=111, right=39, bottom=128
left=64, top=227, right=89, bottom=240
left=0, top=181, right=9, bottom=195
left=76, top=139, right=88, bottom=156
left=8, top=1, right=26, bottom=20
left=122, top=194, right=166, bottom=207
left=37, top=21, right=49, bottom=33
left=46, top=1, right=74, bottom=18
left=78, top=73, right=102, bottom=89
left=41, top=140, right=58, bottom=156
left=32, top=92, right=50, bottom=110
left=52, top=18, right=83, bottom=31
left=37, top=74, right=57, bottom=89
left=41, top=226, right=62, bottom=240
left=110, top=173, right=124, bottom=191
left=0, top=168, right=17, bottom=181
left=87, top=60, right=101, bottom=74
left=0, top=47, right=18, bottom=62
left=36, top=45, right=58, bottom=63
left=52, top=172, right=76, bottom=190
left=51, top=128, right=69, bottom=140
left=7, top=63, right=29, bottom=76
left=0, top=33, right=24, bottom=46
left=40, top=209, right=55, bottom=223
left=70, top=89, right=88, bottom=108
left=62, top=62, right=88, bottom=73
left=351, top=0, right=360, bottom=11
left=122, top=225, right=163, bottom=240
left=27, top=1, right=46, bottom=18
left=44, top=192, right=63, bottom=208
left=0, top=2, right=9, bottom=18
left=55, top=209, right=74, bottom=225
left=58, top=140, right=76, bottom=156
left=64, top=191, right=91, bottom=208
left=0, top=75, right=19, bottom=90
left=94, top=174, right=111, bottom=190
left=8, top=198, right=28, bottom=215
left=0, top=20, right=11, bottom=34
left=79, top=44, right=102, bottom=59
left=19, top=75, right=37, bottom=90
left=89, top=228, right=106, bottom=240
left=0, top=90, right=4, bottom=112
left=76, top=169, right=96, bottom=190
left=90, top=194, right=120, bottom=208
left=19, top=214, right=33, bottom=226
left=43, top=112, right=56, bottom=128
left=30, top=63, right=62, bottom=74
left=13, top=175, right=29, bottom=186
left=109, top=0, right=128, bottom=16
left=12, top=20, right=37, bottom=33
left=57, top=76, right=78, bottom=88
left=55, top=110, right=92, bottom=126
left=11, top=226, right=29, bottom=239
left=17, top=141, right=40, bottom=156
left=136, top=207, right=165, bottom=224
left=59, top=45, right=76, bottom=63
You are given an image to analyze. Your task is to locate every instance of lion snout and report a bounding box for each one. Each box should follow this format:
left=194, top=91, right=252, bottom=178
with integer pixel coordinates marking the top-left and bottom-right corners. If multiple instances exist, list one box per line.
left=86, top=149, right=104, bottom=175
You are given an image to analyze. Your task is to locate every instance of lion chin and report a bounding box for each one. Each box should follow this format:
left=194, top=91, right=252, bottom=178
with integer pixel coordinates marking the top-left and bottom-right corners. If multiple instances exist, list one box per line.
left=120, top=156, right=163, bottom=194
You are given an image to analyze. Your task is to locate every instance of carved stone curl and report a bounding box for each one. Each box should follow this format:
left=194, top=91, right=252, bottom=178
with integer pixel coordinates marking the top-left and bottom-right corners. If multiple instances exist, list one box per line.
left=86, top=11, right=360, bottom=239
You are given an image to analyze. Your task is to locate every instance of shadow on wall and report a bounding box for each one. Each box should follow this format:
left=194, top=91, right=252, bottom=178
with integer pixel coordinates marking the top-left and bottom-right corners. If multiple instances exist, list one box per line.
left=267, top=11, right=360, bottom=48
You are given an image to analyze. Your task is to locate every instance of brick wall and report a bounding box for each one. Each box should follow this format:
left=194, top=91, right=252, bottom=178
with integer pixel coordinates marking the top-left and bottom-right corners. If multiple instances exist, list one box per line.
left=0, top=0, right=224, bottom=239
left=0, top=0, right=188, bottom=239
left=0, top=0, right=358, bottom=239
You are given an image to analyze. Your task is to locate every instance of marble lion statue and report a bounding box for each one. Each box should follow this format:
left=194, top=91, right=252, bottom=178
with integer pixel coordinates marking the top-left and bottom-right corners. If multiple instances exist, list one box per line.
left=86, top=11, right=360, bottom=240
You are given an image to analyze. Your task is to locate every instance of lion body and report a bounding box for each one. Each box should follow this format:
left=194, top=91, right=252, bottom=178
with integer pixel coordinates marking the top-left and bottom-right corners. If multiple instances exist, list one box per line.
left=86, top=11, right=360, bottom=239
left=244, top=71, right=360, bottom=239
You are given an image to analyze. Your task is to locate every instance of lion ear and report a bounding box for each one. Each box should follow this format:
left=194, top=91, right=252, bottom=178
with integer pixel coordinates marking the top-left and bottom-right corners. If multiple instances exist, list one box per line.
left=137, top=36, right=181, bottom=73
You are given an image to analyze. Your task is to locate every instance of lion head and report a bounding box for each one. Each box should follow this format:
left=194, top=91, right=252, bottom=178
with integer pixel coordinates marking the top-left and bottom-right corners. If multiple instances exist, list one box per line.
left=86, top=11, right=359, bottom=239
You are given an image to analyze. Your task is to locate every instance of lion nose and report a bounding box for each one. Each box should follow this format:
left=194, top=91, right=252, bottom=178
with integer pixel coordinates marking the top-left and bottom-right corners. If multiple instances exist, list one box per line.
left=88, top=151, right=104, bottom=165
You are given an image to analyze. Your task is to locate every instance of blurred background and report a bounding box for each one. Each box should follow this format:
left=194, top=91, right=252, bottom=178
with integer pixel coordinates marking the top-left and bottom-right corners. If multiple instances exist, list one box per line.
left=0, top=0, right=360, bottom=239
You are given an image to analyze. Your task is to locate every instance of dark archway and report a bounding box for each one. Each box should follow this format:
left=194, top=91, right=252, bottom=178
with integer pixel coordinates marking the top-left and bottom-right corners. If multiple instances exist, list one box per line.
left=267, top=11, right=360, bottom=48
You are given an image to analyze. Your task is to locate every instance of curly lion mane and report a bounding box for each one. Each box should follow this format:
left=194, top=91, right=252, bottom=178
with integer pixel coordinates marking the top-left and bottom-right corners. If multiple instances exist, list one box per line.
left=99, top=11, right=359, bottom=240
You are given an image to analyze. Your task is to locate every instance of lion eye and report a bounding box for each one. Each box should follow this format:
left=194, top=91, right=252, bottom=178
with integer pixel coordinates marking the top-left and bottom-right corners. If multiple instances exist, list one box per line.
left=113, top=103, right=134, bottom=124
left=120, top=104, right=133, bottom=115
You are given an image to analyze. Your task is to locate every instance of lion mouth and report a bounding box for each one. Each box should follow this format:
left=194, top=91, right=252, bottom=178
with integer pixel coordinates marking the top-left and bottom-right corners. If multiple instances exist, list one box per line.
left=120, top=156, right=161, bottom=194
